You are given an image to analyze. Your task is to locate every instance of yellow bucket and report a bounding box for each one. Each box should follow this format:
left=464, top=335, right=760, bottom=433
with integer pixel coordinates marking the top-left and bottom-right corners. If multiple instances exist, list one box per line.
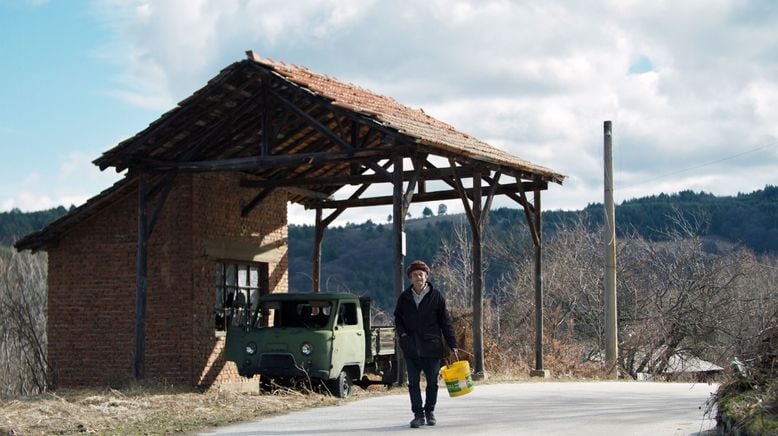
left=440, top=360, right=474, bottom=397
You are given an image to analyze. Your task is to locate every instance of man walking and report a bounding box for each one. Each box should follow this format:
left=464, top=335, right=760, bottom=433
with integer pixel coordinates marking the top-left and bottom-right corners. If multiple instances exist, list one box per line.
left=394, top=260, right=458, bottom=428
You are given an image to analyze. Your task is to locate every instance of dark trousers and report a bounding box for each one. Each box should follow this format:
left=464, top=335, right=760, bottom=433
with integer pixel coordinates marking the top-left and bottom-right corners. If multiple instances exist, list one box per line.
left=404, top=356, right=441, bottom=416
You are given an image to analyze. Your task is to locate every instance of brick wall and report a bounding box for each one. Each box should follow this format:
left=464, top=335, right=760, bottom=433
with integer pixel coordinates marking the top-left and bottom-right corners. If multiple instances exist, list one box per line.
left=46, top=172, right=288, bottom=387
left=190, top=172, right=288, bottom=386
left=47, top=185, right=139, bottom=386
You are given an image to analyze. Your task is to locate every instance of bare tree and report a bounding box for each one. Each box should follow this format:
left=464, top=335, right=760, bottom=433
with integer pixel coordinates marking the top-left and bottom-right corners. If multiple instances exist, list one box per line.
left=615, top=211, right=777, bottom=379
left=433, top=218, right=474, bottom=311
left=0, top=248, right=50, bottom=395
left=429, top=209, right=777, bottom=379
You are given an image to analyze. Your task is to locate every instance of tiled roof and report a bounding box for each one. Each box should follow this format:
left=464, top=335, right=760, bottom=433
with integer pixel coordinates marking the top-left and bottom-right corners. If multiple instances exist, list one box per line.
left=18, top=52, right=565, bottom=251
left=246, top=51, right=564, bottom=184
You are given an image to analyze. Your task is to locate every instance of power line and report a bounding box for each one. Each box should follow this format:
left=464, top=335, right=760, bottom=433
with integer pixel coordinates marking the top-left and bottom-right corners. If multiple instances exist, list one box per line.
left=619, top=140, right=778, bottom=190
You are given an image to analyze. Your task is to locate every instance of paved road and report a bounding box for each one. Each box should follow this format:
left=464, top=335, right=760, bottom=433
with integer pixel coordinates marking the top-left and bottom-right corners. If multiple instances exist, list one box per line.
left=200, top=381, right=718, bottom=435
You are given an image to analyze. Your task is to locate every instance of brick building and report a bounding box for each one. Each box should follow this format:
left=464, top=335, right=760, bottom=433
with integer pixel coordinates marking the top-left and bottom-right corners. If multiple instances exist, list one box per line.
left=36, top=173, right=287, bottom=386
left=16, top=51, right=564, bottom=387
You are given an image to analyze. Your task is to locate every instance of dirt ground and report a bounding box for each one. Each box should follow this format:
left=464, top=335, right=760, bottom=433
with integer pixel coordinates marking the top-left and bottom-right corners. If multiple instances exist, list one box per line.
left=0, top=382, right=390, bottom=436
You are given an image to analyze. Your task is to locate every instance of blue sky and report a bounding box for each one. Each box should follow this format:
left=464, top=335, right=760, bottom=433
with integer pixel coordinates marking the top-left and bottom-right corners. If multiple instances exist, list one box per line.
left=1, top=0, right=156, bottom=211
left=2, top=1, right=777, bottom=225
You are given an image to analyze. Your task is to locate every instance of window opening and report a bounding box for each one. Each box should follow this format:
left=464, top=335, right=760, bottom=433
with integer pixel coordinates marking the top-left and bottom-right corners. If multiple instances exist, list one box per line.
left=267, top=300, right=332, bottom=328
left=337, top=302, right=359, bottom=326
left=214, top=261, right=268, bottom=334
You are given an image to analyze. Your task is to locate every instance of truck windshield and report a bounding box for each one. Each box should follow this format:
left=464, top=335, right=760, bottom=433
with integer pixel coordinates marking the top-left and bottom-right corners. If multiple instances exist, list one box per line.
left=261, top=300, right=333, bottom=328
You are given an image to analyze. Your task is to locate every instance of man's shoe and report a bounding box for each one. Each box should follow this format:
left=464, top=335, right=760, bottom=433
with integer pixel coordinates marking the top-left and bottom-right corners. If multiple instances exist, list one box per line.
left=410, top=415, right=426, bottom=428
left=425, top=411, right=436, bottom=426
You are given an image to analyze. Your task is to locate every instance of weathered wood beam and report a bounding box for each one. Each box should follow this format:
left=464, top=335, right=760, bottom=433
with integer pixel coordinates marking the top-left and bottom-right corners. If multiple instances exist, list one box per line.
left=127, top=148, right=394, bottom=172
left=261, top=77, right=271, bottom=156
left=392, top=156, right=406, bottom=386
left=533, top=183, right=545, bottom=373
left=470, top=170, right=485, bottom=377
left=304, top=181, right=547, bottom=209
left=187, top=81, right=271, bottom=161
left=248, top=59, right=406, bottom=147
left=401, top=154, right=427, bottom=211
left=313, top=208, right=323, bottom=293
left=424, top=158, right=533, bottom=206
left=95, top=65, right=248, bottom=171
left=134, top=174, right=148, bottom=380
left=416, top=147, right=551, bottom=184
left=478, top=171, right=501, bottom=233
left=517, top=176, right=541, bottom=248
left=283, top=186, right=332, bottom=200
left=241, top=189, right=272, bottom=217
left=145, top=173, right=175, bottom=238
left=240, top=165, right=487, bottom=189
left=268, top=88, right=392, bottom=179
left=450, top=158, right=476, bottom=231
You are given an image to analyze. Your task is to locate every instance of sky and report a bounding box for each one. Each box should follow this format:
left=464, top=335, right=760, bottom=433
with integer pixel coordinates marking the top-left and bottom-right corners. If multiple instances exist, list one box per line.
left=1, top=0, right=776, bottom=226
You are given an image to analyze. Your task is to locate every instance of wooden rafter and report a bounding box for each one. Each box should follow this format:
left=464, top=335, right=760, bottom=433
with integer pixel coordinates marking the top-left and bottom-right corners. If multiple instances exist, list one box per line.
left=305, top=179, right=545, bottom=209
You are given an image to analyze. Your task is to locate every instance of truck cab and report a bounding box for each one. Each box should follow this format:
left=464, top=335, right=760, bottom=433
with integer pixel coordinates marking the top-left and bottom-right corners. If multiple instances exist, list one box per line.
left=224, top=292, right=395, bottom=397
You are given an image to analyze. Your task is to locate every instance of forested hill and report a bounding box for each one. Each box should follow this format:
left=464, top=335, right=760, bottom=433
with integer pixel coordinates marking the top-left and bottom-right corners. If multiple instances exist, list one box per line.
left=0, top=206, right=72, bottom=246
left=287, top=186, right=777, bottom=307
left=3, top=187, right=776, bottom=306
left=583, top=185, right=778, bottom=253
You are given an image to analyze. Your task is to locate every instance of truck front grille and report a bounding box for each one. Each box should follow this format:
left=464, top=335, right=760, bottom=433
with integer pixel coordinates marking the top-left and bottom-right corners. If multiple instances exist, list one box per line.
left=259, top=353, right=296, bottom=369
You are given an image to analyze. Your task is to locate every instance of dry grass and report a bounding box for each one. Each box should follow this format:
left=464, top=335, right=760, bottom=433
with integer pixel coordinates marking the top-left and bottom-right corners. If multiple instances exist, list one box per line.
left=0, top=375, right=537, bottom=436
left=0, top=363, right=610, bottom=436
left=0, top=383, right=390, bottom=436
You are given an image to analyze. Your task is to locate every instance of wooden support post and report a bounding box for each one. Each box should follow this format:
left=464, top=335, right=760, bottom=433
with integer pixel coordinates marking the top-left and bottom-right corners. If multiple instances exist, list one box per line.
left=313, top=208, right=323, bottom=293
left=392, top=156, right=406, bottom=385
left=471, top=172, right=486, bottom=379
left=530, top=184, right=549, bottom=378
left=134, top=174, right=148, bottom=380
left=261, top=77, right=270, bottom=156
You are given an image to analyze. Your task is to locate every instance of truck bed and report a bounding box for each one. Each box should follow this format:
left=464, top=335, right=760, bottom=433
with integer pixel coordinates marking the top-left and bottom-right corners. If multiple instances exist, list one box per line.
left=369, top=326, right=395, bottom=357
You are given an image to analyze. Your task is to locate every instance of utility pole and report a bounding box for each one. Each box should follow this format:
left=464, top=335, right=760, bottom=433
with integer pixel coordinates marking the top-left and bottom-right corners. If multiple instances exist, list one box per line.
left=603, top=121, right=618, bottom=377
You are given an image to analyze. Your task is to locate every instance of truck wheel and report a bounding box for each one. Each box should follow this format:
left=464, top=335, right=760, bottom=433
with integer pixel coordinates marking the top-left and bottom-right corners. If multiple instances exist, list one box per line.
left=327, top=370, right=352, bottom=398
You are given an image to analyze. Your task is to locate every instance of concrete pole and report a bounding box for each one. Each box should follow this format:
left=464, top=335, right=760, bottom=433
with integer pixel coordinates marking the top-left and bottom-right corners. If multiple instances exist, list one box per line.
left=603, top=121, right=619, bottom=376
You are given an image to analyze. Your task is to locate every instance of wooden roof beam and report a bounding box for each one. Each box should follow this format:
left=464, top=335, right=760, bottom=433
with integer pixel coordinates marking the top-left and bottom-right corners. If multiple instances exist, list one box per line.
left=304, top=180, right=547, bottom=209
left=268, top=88, right=392, bottom=179
left=239, top=165, right=483, bottom=189
left=125, top=148, right=394, bottom=172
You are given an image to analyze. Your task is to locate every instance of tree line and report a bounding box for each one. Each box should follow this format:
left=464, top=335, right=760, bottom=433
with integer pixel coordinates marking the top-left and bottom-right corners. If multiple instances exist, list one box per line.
left=1, top=186, right=775, bottom=395
left=433, top=213, right=776, bottom=378
left=288, top=185, right=778, bottom=309
left=0, top=206, right=73, bottom=246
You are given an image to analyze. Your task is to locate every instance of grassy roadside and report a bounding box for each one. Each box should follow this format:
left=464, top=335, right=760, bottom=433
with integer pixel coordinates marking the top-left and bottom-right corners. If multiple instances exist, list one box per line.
left=8, top=374, right=772, bottom=435
left=0, top=375, right=529, bottom=436
left=0, top=383, right=390, bottom=436
left=715, top=379, right=777, bottom=435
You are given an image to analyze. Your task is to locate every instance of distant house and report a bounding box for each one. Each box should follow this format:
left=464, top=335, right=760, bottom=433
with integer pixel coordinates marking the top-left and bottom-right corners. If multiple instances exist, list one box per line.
left=636, top=351, right=724, bottom=382
left=15, top=52, right=564, bottom=388
left=662, top=352, right=724, bottom=382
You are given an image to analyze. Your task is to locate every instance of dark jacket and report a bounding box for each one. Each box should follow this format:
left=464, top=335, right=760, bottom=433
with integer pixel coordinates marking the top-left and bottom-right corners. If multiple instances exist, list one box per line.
left=394, top=282, right=457, bottom=359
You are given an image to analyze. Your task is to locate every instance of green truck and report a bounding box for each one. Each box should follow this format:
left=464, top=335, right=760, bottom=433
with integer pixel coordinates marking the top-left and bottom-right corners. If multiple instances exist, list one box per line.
left=224, top=292, right=397, bottom=397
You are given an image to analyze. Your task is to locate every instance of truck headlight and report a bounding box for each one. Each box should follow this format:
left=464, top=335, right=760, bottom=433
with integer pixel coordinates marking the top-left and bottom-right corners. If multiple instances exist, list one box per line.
left=246, top=342, right=257, bottom=355
left=301, top=342, right=313, bottom=356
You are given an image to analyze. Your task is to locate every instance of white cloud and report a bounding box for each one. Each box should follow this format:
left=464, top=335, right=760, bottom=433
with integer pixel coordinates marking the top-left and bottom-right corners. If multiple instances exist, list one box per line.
left=0, top=150, right=123, bottom=213
left=83, top=0, right=778, bottom=222
left=1, top=198, right=15, bottom=211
